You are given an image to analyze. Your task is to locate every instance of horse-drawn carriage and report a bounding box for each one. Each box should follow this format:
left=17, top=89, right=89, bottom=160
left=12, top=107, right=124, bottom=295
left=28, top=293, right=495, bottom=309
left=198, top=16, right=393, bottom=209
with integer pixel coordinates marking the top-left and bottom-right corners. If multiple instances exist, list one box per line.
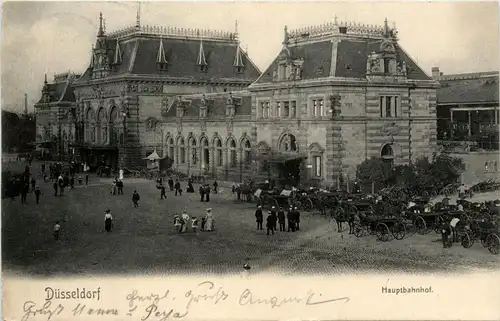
left=353, top=214, right=406, bottom=242
left=257, top=189, right=292, bottom=209
left=460, top=218, right=500, bottom=255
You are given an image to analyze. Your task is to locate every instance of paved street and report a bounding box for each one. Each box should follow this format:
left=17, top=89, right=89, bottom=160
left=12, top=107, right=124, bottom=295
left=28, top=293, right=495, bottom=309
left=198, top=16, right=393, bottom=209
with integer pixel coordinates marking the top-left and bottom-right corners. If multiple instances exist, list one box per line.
left=2, top=168, right=499, bottom=277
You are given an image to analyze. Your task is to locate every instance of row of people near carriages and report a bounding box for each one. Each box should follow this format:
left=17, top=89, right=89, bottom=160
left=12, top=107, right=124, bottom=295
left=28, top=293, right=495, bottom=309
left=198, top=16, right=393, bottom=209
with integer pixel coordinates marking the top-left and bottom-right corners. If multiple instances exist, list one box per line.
left=255, top=205, right=301, bottom=235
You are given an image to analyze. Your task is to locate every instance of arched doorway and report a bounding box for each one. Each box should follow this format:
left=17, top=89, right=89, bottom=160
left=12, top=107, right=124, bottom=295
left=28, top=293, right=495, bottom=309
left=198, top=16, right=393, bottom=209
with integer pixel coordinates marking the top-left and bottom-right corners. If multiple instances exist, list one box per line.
left=278, top=133, right=302, bottom=186
left=381, top=143, right=395, bottom=167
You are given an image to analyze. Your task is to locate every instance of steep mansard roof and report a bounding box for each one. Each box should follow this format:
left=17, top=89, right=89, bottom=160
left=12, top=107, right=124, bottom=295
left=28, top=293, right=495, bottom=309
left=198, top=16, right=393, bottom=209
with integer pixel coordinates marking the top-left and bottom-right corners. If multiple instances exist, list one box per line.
left=255, top=37, right=430, bottom=83
left=76, top=36, right=260, bottom=83
left=35, top=78, right=76, bottom=105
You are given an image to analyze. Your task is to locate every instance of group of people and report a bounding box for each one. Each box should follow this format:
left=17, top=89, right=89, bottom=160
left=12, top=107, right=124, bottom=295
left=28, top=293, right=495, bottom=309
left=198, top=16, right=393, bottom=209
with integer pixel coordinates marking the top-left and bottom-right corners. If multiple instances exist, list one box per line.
left=173, top=208, right=215, bottom=233
left=255, top=205, right=301, bottom=235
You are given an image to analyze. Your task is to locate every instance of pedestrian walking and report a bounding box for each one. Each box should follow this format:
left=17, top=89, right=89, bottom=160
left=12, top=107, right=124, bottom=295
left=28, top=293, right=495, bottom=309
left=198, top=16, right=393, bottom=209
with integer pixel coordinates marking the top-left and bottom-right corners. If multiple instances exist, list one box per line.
left=204, top=184, right=210, bottom=202
left=173, top=215, right=182, bottom=232
left=53, top=181, right=58, bottom=196
left=31, top=177, right=36, bottom=192
left=287, top=207, right=295, bottom=232
left=204, top=208, right=214, bottom=231
left=255, top=206, right=263, bottom=230
left=34, top=186, right=41, bottom=205
left=168, top=177, right=174, bottom=191
left=441, top=222, right=451, bottom=248
left=78, top=175, right=83, bottom=185
left=270, top=206, right=277, bottom=231
left=213, top=180, right=218, bottom=194
left=199, top=185, right=205, bottom=202
left=450, top=217, right=460, bottom=242
left=117, top=179, right=124, bottom=195
left=174, top=180, right=182, bottom=196
left=180, top=210, right=190, bottom=233
left=104, top=209, right=113, bottom=232
left=132, top=190, right=140, bottom=207
left=277, top=207, right=286, bottom=231
left=85, top=174, right=89, bottom=187
left=53, top=221, right=61, bottom=241
left=70, top=176, right=75, bottom=189
left=160, top=185, right=167, bottom=199
left=266, top=211, right=275, bottom=235
left=458, top=184, right=466, bottom=199
left=294, top=207, right=301, bottom=231
left=201, top=217, right=206, bottom=231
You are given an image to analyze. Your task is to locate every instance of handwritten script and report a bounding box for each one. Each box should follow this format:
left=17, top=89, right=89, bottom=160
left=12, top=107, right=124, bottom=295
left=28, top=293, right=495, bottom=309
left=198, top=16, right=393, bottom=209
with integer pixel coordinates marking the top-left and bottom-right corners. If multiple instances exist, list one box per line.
left=20, top=281, right=350, bottom=321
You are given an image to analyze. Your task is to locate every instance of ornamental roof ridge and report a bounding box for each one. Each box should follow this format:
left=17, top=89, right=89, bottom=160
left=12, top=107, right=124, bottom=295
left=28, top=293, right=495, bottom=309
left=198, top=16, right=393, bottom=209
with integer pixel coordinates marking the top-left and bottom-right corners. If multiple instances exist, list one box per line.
left=288, top=19, right=388, bottom=41
left=108, top=24, right=238, bottom=42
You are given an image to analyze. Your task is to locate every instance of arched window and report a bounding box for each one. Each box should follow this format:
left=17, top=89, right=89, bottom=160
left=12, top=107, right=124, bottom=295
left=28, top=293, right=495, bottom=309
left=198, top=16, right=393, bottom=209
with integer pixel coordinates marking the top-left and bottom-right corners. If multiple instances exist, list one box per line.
left=227, top=138, right=237, bottom=168
left=241, top=138, right=251, bottom=168
left=200, top=137, right=210, bottom=170
left=97, top=108, right=107, bottom=144
left=168, top=137, right=174, bottom=159
left=279, top=133, right=297, bottom=152
left=109, top=106, right=123, bottom=145
left=177, top=137, right=185, bottom=164
left=214, top=138, right=223, bottom=167
left=86, top=108, right=96, bottom=143
left=494, top=161, right=498, bottom=172
left=381, top=143, right=394, bottom=167
left=188, top=136, right=197, bottom=165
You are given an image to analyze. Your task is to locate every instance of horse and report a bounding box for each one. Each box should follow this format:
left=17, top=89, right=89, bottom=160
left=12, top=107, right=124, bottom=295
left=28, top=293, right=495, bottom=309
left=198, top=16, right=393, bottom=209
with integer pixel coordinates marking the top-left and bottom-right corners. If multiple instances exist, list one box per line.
left=330, top=202, right=351, bottom=232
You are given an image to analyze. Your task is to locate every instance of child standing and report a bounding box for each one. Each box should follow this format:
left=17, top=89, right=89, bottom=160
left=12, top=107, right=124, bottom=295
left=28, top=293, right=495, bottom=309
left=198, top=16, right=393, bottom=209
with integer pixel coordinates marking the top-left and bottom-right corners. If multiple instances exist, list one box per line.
left=191, top=217, right=199, bottom=232
left=174, top=215, right=182, bottom=232
left=132, top=190, right=140, bottom=207
left=34, top=186, right=41, bottom=205
left=53, top=222, right=61, bottom=240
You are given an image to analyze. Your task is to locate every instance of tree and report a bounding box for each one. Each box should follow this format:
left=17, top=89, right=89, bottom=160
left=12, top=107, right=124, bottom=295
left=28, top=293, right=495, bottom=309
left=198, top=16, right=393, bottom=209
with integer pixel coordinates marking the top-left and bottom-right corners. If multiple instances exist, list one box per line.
left=356, top=157, right=393, bottom=187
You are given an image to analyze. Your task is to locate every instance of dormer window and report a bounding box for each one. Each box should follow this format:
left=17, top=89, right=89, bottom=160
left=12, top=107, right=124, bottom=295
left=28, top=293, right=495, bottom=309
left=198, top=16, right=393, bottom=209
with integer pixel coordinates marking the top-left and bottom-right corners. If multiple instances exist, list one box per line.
left=200, top=65, right=207, bottom=73
left=157, top=39, right=168, bottom=72
left=236, top=66, right=243, bottom=74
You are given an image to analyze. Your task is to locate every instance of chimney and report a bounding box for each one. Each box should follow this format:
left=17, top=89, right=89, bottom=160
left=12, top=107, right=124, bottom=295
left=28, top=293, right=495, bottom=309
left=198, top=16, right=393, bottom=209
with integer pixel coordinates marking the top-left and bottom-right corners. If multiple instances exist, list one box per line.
left=24, top=93, right=28, bottom=115
left=431, top=67, right=440, bottom=78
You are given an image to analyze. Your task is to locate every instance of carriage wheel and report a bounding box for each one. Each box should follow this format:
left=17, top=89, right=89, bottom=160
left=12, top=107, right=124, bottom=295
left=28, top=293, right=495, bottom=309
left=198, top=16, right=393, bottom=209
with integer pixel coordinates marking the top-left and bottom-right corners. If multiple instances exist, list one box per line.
left=354, top=224, right=363, bottom=238
left=487, top=234, right=500, bottom=255
left=461, top=231, right=473, bottom=249
left=392, top=221, right=406, bottom=240
left=414, top=216, right=426, bottom=235
left=376, top=223, right=390, bottom=242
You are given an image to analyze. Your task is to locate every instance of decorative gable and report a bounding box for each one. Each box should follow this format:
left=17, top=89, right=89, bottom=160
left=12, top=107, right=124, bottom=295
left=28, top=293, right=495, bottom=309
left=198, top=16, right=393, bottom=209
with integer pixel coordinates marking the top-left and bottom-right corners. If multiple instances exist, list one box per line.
left=197, top=40, right=208, bottom=72
left=156, top=39, right=168, bottom=72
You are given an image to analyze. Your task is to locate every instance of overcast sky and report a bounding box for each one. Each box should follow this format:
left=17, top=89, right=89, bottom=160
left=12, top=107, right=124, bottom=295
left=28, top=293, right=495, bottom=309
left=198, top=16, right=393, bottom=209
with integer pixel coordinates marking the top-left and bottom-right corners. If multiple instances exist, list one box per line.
left=1, top=1, right=499, bottom=113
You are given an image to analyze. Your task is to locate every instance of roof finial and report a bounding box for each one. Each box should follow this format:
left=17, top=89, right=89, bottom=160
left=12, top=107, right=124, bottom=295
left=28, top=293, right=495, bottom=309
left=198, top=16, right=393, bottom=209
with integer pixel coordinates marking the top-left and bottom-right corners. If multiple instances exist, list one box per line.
left=44, top=73, right=48, bottom=84
left=384, top=17, right=389, bottom=37
left=98, top=12, right=104, bottom=36
left=334, top=15, right=338, bottom=25
left=136, top=1, right=141, bottom=30
left=103, top=19, right=106, bottom=34
left=235, top=20, right=238, bottom=35
left=197, top=39, right=207, bottom=66
left=283, top=25, right=289, bottom=44
left=157, top=36, right=168, bottom=64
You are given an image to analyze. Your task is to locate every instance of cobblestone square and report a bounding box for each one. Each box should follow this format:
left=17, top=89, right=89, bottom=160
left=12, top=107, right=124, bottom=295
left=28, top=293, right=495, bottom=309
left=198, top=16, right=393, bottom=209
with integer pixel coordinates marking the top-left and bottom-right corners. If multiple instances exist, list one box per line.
left=2, top=173, right=499, bottom=277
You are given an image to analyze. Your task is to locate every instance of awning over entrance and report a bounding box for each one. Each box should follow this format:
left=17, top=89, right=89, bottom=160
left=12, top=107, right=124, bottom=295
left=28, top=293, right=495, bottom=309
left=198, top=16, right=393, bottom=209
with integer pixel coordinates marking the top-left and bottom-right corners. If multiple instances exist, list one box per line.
left=254, top=154, right=307, bottom=164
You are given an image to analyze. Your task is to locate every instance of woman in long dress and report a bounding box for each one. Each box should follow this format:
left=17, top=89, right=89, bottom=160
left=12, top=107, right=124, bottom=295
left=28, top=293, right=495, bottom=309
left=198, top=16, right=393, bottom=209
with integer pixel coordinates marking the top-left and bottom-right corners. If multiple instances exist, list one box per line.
left=205, top=209, right=213, bottom=231
left=104, top=209, right=113, bottom=232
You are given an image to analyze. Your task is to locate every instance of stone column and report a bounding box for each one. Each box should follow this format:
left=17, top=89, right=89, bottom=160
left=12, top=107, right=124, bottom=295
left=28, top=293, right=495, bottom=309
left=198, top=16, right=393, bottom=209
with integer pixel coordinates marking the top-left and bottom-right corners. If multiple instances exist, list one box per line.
left=467, top=110, right=472, bottom=137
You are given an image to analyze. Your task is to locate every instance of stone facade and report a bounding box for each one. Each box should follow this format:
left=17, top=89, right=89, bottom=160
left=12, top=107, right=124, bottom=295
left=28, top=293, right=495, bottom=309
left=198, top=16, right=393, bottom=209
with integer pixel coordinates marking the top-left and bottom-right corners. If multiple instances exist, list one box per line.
left=46, top=13, right=260, bottom=169
left=162, top=19, right=439, bottom=185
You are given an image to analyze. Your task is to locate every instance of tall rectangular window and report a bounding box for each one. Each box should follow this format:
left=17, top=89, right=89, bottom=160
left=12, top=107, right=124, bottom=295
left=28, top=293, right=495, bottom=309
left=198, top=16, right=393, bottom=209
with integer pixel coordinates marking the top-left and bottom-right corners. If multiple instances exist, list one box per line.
left=312, top=99, right=323, bottom=117
left=276, top=102, right=281, bottom=118
left=313, top=156, right=322, bottom=177
left=312, top=100, right=318, bottom=117
left=385, top=96, right=392, bottom=117
left=260, top=102, right=270, bottom=119
left=290, top=101, right=297, bottom=118
left=319, top=99, right=324, bottom=117
left=283, top=101, right=290, bottom=118
left=380, top=95, right=399, bottom=118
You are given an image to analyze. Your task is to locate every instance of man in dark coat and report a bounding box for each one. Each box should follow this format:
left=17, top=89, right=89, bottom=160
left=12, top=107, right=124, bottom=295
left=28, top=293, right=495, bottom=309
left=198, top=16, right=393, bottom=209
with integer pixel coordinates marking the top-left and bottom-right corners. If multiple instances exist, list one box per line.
left=160, top=184, right=167, bottom=199
left=204, top=185, right=210, bottom=202
left=21, top=184, right=29, bottom=204
left=174, top=180, right=182, bottom=196
left=132, top=190, right=140, bottom=207
left=199, top=185, right=205, bottom=202
left=441, top=221, right=452, bottom=248
left=53, top=181, right=58, bottom=196
left=168, top=177, right=174, bottom=191
left=294, top=207, right=301, bottom=231
left=270, top=206, right=277, bottom=231
left=287, top=207, right=295, bottom=232
left=34, top=186, right=41, bottom=205
left=117, top=179, right=124, bottom=195
left=213, top=180, right=218, bottom=194
left=266, top=211, right=275, bottom=235
left=277, top=207, right=286, bottom=231
left=255, top=206, right=263, bottom=230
